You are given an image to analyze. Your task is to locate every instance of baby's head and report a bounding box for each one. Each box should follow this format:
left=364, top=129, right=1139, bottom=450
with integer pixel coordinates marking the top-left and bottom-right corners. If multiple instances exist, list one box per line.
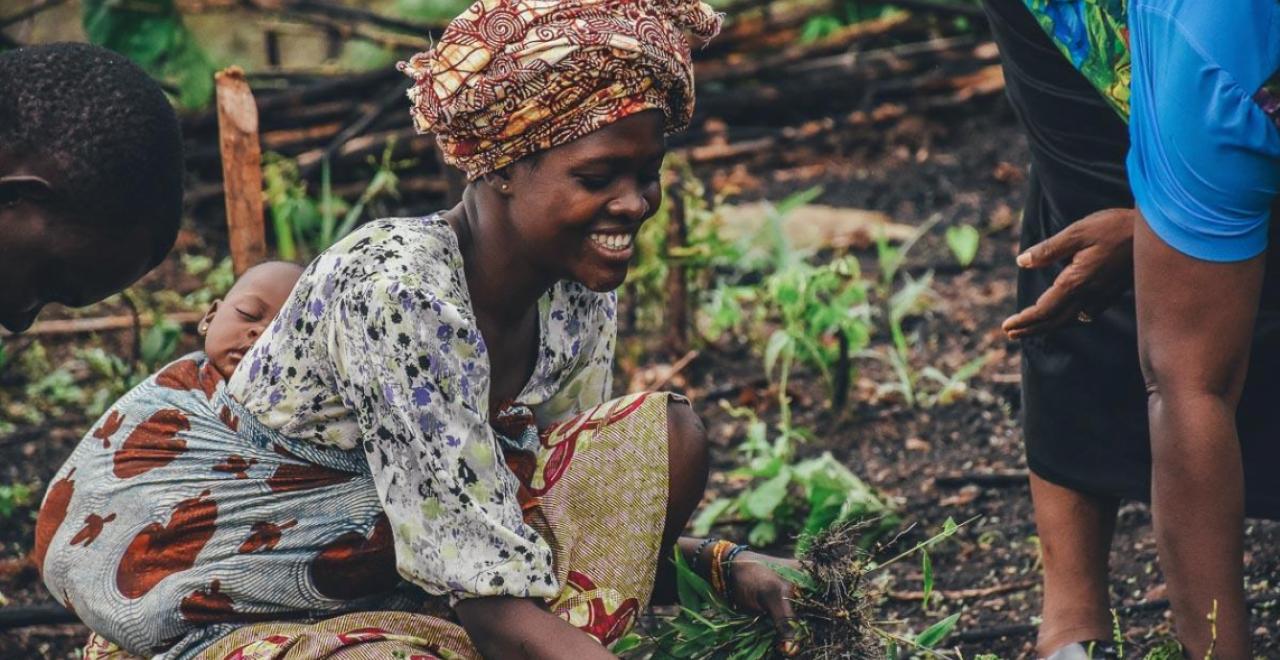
left=0, top=43, right=185, bottom=333
left=198, top=261, right=304, bottom=379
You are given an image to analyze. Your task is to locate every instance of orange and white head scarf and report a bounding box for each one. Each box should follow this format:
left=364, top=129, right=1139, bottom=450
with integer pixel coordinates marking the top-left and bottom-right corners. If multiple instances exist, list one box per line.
left=399, top=0, right=721, bottom=180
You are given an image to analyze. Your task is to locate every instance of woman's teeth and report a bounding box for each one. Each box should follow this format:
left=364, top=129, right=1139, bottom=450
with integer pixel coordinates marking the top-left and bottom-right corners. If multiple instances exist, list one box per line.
left=590, top=233, right=634, bottom=251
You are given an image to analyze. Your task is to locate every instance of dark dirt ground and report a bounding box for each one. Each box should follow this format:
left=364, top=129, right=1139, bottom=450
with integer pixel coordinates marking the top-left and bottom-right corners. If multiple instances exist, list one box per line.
left=3, top=98, right=1278, bottom=659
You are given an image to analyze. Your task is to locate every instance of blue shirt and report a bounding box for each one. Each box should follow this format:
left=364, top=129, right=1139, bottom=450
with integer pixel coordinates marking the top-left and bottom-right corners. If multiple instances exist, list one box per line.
left=1127, top=0, right=1280, bottom=262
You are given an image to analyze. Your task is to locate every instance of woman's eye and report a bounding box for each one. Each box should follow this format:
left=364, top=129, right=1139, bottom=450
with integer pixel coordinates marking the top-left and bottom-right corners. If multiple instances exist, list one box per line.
left=576, top=174, right=613, bottom=190
left=235, top=308, right=261, bottom=322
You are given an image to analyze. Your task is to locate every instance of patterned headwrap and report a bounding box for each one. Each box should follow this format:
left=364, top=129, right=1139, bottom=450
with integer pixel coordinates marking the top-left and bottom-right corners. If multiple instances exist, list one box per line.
left=398, top=0, right=722, bottom=180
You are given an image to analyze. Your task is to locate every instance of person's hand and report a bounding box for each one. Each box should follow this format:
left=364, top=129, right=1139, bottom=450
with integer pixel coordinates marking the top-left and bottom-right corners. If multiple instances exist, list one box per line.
left=1002, top=207, right=1135, bottom=339
left=729, top=551, right=802, bottom=657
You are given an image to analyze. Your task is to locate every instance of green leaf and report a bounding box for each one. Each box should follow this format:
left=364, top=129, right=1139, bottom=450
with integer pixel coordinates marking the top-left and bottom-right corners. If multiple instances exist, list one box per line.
left=921, top=549, right=934, bottom=608
left=748, top=520, right=778, bottom=546
left=763, top=331, right=794, bottom=382
left=914, top=612, right=960, bottom=649
left=945, top=224, right=981, bottom=267
left=82, top=0, right=217, bottom=109
left=611, top=633, right=644, bottom=654
left=740, top=634, right=774, bottom=660
left=744, top=470, right=791, bottom=519
left=691, top=498, right=735, bottom=536
left=140, top=319, right=181, bottom=369
left=672, top=545, right=720, bottom=611
left=767, top=562, right=816, bottom=592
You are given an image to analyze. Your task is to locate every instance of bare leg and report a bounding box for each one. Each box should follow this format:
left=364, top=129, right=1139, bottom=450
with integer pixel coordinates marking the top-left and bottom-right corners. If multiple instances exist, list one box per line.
left=651, top=397, right=710, bottom=604
left=1030, top=473, right=1119, bottom=657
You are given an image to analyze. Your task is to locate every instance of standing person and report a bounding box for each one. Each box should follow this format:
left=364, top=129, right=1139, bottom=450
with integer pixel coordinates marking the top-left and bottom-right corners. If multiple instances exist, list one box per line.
left=985, top=0, right=1280, bottom=657
left=0, top=43, right=184, bottom=333
left=34, top=2, right=804, bottom=659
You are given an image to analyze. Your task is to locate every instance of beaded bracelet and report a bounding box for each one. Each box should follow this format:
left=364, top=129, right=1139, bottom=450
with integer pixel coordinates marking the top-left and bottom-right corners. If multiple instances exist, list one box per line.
left=691, top=537, right=720, bottom=574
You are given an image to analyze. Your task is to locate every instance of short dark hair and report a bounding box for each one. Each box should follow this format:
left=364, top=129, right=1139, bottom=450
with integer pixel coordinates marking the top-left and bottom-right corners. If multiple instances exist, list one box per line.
left=0, top=42, right=184, bottom=267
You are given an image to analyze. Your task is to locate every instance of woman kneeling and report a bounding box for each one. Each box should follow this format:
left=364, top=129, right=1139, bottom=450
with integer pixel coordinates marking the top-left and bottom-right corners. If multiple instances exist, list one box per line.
left=35, top=1, right=799, bottom=658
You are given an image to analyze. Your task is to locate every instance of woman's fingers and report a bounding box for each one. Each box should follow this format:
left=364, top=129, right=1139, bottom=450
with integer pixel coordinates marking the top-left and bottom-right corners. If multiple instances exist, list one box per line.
left=1002, top=272, right=1079, bottom=336
left=761, top=580, right=800, bottom=656
left=1016, top=223, right=1083, bottom=268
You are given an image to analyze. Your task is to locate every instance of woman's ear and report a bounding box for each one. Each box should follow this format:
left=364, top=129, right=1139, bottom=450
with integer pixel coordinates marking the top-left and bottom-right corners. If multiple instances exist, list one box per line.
left=198, top=300, right=220, bottom=337
left=481, top=167, right=515, bottom=196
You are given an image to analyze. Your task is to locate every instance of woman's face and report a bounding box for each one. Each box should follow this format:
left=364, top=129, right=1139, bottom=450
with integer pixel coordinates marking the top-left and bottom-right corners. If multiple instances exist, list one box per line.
left=501, top=110, right=665, bottom=293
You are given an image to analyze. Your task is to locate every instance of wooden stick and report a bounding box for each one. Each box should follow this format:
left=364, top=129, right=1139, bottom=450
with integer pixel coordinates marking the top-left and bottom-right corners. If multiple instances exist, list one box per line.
left=652, top=350, right=701, bottom=392
left=934, top=470, right=1029, bottom=489
left=0, top=0, right=67, bottom=30
left=298, top=81, right=409, bottom=179
left=216, top=67, right=268, bottom=276
left=291, top=0, right=444, bottom=37
left=0, top=603, right=78, bottom=630
left=0, top=312, right=204, bottom=338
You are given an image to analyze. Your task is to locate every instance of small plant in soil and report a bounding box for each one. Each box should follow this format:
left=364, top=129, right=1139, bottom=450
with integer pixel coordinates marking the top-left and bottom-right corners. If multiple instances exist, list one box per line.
left=872, top=219, right=987, bottom=408
left=944, top=225, right=980, bottom=269
left=693, top=402, right=898, bottom=549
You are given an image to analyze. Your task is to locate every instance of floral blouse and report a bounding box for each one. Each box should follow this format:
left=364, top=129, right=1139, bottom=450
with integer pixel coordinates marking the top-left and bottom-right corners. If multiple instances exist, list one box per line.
left=225, top=215, right=617, bottom=600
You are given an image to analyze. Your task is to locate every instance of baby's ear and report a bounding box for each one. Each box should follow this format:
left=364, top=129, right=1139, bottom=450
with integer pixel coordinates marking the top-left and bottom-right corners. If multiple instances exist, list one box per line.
left=199, top=300, right=221, bottom=336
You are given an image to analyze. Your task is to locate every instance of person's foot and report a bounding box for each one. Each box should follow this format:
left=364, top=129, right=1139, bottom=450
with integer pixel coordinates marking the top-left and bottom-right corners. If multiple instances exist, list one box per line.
left=1040, top=640, right=1122, bottom=660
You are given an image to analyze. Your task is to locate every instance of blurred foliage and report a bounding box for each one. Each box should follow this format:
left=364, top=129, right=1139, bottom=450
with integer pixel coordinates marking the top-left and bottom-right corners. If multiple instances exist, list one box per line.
left=263, top=143, right=408, bottom=262
left=394, top=0, right=474, bottom=21
left=0, top=482, right=35, bottom=519
left=83, top=0, right=217, bottom=108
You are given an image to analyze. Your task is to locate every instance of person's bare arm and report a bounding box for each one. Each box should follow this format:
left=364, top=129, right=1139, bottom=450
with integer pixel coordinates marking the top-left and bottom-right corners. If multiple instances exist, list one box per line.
left=455, top=596, right=618, bottom=660
left=1133, top=215, right=1261, bottom=659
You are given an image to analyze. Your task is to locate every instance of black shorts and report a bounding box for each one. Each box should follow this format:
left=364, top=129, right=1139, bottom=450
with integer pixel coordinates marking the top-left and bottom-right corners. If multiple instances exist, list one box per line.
left=985, top=0, right=1280, bottom=518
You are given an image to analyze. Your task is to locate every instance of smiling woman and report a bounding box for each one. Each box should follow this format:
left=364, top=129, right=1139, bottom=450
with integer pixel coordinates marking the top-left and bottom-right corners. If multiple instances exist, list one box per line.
left=34, top=2, right=805, bottom=659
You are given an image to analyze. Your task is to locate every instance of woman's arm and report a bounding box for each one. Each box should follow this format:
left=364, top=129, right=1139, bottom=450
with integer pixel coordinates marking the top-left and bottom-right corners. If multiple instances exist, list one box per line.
left=654, top=537, right=801, bottom=654
left=1133, top=216, right=1261, bottom=659
left=455, top=597, right=618, bottom=660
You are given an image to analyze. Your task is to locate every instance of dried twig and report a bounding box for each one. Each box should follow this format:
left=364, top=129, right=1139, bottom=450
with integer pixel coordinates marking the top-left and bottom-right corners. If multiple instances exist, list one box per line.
left=0, top=0, right=68, bottom=30
left=652, top=350, right=701, bottom=392
left=299, top=81, right=411, bottom=179
left=934, top=470, right=1028, bottom=489
left=0, top=312, right=204, bottom=338
left=0, top=603, right=78, bottom=630
left=288, top=0, right=443, bottom=37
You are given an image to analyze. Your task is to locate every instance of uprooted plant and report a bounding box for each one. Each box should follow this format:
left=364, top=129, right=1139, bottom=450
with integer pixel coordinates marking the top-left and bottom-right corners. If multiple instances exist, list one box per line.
left=621, top=518, right=966, bottom=659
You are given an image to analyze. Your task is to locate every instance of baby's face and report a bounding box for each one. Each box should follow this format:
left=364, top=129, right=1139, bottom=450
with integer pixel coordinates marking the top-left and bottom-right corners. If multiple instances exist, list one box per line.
left=202, top=262, right=303, bottom=379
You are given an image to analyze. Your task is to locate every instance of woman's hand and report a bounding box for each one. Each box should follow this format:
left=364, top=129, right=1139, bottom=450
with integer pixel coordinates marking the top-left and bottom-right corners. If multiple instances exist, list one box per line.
left=729, top=551, right=802, bottom=657
left=1002, top=207, right=1135, bottom=339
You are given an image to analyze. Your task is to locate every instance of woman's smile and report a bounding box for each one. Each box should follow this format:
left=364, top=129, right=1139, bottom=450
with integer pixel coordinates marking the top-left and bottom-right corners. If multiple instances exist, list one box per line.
left=587, top=230, right=636, bottom=261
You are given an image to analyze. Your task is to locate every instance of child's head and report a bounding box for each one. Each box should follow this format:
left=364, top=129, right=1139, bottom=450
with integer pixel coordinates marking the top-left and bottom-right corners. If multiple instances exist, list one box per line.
left=0, top=43, right=185, bottom=333
left=199, top=261, right=305, bottom=379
